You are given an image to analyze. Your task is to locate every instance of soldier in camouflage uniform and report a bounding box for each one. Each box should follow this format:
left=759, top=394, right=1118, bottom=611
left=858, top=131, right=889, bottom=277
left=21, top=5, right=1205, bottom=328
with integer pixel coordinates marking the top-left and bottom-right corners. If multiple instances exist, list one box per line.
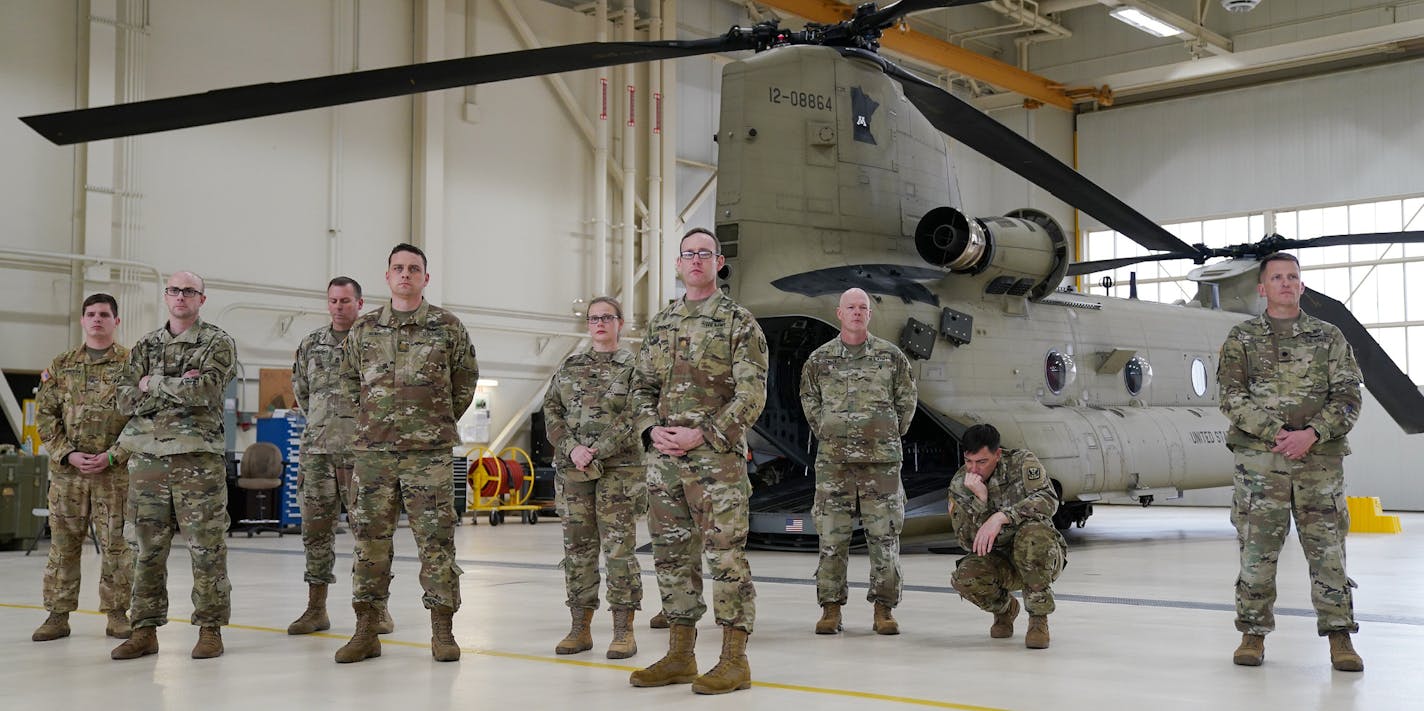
left=1217, top=252, right=1364, bottom=672
left=287, top=277, right=394, bottom=636
left=948, top=423, right=1065, bottom=650
left=32, top=293, right=136, bottom=643
left=628, top=228, right=768, bottom=695
left=111, top=272, right=237, bottom=661
left=544, top=296, right=647, bottom=659
left=334, top=243, right=479, bottom=664
left=799, top=288, right=916, bottom=636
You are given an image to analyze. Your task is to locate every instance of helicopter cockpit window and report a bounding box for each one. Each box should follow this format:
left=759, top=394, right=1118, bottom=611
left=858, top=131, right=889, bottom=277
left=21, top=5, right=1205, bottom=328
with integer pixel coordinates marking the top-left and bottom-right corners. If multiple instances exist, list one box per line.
left=1190, top=357, right=1209, bottom=397
left=1045, top=350, right=1076, bottom=395
left=1125, top=356, right=1152, bottom=396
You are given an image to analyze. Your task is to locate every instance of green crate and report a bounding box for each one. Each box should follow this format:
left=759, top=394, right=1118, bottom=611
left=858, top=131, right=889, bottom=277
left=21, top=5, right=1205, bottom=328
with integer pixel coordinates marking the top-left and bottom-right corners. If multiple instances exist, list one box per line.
left=0, top=445, right=49, bottom=551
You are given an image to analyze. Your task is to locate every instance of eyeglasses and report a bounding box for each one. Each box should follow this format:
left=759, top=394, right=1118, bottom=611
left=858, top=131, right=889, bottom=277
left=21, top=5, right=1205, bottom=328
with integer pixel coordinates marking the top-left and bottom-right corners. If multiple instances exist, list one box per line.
left=678, top=250, right=719, bottom=261
left=587, top=315, right=620, bottom=324
left=164, top=287, right=203, bottom=298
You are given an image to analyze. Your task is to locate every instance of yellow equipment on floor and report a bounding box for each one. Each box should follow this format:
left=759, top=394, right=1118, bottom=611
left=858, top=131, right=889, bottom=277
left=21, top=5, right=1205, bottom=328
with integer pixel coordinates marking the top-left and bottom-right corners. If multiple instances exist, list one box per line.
left=467, top=446, right=540, bottom=526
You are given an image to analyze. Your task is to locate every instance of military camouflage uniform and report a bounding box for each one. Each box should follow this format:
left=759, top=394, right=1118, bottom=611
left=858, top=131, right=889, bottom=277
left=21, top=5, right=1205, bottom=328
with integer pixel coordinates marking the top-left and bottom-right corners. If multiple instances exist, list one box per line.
left=1218, top=311, right=1362, bottom=636
left=630, top=291, right=768, bottom=632
left=35, top=343, right=135, bottom=616
left=117, top=319, right=237, bottom=629
left=544, top=346, right=647, bottom=611
left=341, top=300, right=478, bottom=611
left=799, top=334, right=916, bottom=608
left=948, top=449, right=1065, bottom=617
left=293, top=325, right=360, bottom=586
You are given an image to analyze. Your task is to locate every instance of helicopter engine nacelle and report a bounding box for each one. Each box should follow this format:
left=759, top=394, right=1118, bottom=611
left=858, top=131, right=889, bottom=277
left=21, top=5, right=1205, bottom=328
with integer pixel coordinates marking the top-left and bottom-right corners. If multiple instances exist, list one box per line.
left=913, top=207, right=1070, bottom=301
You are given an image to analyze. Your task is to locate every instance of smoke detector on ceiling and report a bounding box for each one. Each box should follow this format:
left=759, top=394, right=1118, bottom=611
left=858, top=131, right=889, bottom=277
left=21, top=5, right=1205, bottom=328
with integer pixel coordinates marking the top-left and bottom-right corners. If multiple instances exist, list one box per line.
left=1221, top=0, right=1261, bottom=11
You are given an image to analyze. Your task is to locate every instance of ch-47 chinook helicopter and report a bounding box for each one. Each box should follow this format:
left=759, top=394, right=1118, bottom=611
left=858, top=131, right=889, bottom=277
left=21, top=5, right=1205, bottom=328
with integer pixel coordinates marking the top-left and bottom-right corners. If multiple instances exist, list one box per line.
left=22, top=0, right=1424, bottom=547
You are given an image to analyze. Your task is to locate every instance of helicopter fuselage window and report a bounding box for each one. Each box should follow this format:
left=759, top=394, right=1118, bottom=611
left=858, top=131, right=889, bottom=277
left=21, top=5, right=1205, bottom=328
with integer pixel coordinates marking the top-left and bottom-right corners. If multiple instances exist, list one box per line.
left=1125, top=356, right=1152, bottom=396
left=1046, top=350, right=1076, bottom=395
left=1190, top=357, right=1209, bottom=397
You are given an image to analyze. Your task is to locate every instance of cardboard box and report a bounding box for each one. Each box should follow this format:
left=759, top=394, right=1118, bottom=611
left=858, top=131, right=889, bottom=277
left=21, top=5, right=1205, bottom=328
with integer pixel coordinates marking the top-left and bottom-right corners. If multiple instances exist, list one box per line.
left=258, top=368, right=296, bottom=413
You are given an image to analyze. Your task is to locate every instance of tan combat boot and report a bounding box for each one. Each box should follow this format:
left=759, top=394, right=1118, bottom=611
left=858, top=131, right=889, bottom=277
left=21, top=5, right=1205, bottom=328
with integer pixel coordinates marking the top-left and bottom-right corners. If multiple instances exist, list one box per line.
left=1232, top=634, right=1265, bottom=666
left=32, top=612, right=70, bottom=642
left=374, top=604, right=395, bottom=635
left=607, top=608, right=637, bottom=659
left=649, top=610, right=669, bottom=629
left=691, top=626, right=752, bottom=695
left=556, top=607, right=595, bottom=655
left=288, top=583, right=331, bottom=635
left=629, top=623, right=698, bottom=687
left=111, top=626, right=158, bottom=660
left=873, top=602, right=899, bottom=636
left=430, top=605, right=461, bottom=662
left=106, top=610, right=132, bottom=639
left=1328, top=631, right=1364, bottom=672
left=192, top=627, right=224, bottom=659
left=334, top=602, right=382, bottom=663
left=990, top=597, right=1019, bottom=639
left=815, top=603, right=842, bottom=635
left=1025, top=616, right=1050, bottom=649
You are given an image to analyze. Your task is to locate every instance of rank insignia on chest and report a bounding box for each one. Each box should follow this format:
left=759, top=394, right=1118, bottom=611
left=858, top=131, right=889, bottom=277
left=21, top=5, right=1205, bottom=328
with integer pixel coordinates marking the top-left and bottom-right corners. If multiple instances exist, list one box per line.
left=397, top=339, right=410, bottom=353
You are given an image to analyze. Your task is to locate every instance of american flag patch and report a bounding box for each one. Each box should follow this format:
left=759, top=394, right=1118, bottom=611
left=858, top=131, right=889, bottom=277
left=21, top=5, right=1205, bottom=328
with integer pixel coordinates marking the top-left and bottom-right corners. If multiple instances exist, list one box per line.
left=785, top=518, right=804, bottom=533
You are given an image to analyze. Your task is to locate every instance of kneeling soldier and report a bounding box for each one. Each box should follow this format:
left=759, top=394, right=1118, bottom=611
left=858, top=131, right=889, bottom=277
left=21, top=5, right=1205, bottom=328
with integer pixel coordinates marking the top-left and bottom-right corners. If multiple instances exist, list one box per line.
left=948, top=424, right=1066, bottom=649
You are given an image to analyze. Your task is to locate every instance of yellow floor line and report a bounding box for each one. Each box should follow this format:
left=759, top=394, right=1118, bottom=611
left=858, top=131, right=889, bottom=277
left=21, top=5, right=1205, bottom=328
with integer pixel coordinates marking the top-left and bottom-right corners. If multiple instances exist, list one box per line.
left=2, top=602, right=1010, bottom=710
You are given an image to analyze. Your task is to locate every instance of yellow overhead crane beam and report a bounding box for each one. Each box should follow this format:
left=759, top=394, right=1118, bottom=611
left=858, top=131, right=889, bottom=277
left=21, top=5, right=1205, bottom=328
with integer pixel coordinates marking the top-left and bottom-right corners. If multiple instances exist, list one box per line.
left=757, top=0, right=1083, bottom=111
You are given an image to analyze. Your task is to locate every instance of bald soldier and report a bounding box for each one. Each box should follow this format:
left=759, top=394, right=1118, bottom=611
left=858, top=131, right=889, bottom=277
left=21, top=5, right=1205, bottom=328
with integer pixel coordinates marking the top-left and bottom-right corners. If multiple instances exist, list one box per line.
left=800, top=288, right=916, bottom=635
left=628, top=228, right=768, bottom=695
left=1218, top=252, right=1364, bottom=672
left=334, top=243, right=479, bottom=664
left=32, top=293, right=136, bottom=643
left=111, top=271, right=237, bottom=660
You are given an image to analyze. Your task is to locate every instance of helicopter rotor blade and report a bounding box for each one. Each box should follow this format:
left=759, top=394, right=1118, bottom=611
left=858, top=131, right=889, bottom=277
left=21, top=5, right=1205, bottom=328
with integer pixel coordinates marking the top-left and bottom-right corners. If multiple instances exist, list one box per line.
left=21, top=37, right=753, bottom=145
left=854, top=0, right=991, bottom=32
left=1065, top=251, right=1203, bottom=277
left=1279, top=230, right=1424, bottom=251
left=875, top=58, right=1195, bottom=255
left=1301, top=287, right=1424, bottom=435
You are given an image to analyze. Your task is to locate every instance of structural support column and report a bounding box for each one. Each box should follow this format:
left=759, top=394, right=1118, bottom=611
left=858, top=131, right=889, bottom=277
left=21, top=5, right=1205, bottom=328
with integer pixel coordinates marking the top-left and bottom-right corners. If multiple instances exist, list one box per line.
left=658, top=0, right=679, bottom=304
left=593, top=0, right=610, bottom=297
left=412, top=0, right=447, bottom=305
left=69, top=0, right=93, bottom=345
left=328, top=0, right=358, bottom=281
left=644, top=0, right=663, bottom=323
left=619, top=0, right=637, bottom=320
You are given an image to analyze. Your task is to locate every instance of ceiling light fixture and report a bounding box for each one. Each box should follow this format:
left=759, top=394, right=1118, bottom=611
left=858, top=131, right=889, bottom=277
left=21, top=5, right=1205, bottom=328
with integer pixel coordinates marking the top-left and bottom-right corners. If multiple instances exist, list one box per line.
left=1109, top=6, right=1185, bottom=38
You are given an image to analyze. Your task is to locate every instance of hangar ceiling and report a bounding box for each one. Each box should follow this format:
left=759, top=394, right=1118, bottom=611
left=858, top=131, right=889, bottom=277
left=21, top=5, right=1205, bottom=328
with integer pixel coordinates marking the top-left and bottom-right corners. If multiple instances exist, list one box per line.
left=569, top=0, right=1424, bottom=111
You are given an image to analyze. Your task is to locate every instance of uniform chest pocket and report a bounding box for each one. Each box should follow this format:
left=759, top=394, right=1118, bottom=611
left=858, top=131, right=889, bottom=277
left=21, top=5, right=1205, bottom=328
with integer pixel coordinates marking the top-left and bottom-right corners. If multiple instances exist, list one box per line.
left=848, top=358, right=896, bottom=408
left=1242, top=339, right=1276, bottom=383
left=649, top=325, right=677, bottom=370
left=694, top=319, right=732, bottom=366
left=399, top=337, right=449, bottom=386
left=818, top=362, right=850, bottom=406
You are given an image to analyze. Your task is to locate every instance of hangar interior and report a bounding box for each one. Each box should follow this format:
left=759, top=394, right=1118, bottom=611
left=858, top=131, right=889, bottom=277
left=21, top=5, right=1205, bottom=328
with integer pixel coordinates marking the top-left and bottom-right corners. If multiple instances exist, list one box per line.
left=3, top=1, right=1424, bottom=709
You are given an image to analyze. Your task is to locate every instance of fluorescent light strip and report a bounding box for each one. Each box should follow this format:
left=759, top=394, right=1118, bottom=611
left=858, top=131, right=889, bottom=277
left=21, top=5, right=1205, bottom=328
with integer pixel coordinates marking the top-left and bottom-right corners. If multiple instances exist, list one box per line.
left=1110, top=6, right=1185, bottom=38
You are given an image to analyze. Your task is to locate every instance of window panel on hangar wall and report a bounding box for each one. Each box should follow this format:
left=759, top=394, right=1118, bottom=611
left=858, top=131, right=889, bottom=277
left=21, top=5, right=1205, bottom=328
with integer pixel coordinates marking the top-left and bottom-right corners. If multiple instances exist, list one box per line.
left=1077, top=193, right=1424, bottom=384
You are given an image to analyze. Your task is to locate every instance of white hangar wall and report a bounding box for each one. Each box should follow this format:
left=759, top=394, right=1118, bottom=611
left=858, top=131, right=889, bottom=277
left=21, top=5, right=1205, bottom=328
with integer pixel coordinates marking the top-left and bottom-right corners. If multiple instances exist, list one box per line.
left=1077, top=57, right=1424, bottom=229
left=0, top=0, right=651, bottom=449
left=1078, top=59, right=1424, bottom=511
left=1, top=1, right=82, bottom=369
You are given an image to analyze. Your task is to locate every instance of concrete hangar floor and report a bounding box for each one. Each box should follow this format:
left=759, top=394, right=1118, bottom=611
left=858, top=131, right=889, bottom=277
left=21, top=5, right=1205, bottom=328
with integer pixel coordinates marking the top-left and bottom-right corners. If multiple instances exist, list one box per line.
left=2, top=505, right=1420, bottom=710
